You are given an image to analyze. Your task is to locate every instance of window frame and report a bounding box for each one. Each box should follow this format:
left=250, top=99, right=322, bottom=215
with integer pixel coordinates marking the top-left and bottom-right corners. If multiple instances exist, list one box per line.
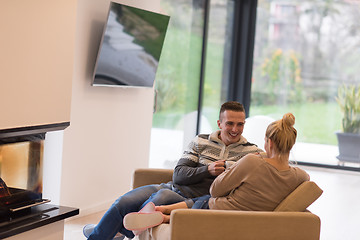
left=195, top=0, right=359, bottom=172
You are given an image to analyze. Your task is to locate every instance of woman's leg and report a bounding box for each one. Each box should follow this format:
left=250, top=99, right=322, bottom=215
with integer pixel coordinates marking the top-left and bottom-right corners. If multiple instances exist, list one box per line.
left=191, top=195, right=211, bottom=209
left=124, top=201, right=189, bottom=231
left=88, top=184, right=165, bottom=240
left=140, top=188, right=187, bottom=209
left=138, top=188, right=187, bottom=225
left=154, top=194, right=211, bottom=222
left=148, top=195, right=211, bottom=225
left=155, top=201, right=188, bottom=223
left=123, top=193, right=211, bottom=232
left=122, top=190, right=188, bottom=234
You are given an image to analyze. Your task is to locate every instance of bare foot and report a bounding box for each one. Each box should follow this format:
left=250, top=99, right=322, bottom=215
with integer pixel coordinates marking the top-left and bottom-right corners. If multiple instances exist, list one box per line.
left=155, top=205, right=171, bottom=215
left=163, top=214, right=170, bottom=223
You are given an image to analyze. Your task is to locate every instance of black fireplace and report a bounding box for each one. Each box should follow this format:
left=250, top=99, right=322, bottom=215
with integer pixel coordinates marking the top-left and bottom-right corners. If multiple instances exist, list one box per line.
left=0, top=122, right=70, bottom=225
left=0, top=122, right=79, bottom=238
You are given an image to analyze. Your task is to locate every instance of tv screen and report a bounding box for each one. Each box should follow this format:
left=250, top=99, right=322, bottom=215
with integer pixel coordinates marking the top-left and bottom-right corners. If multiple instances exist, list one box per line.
left=92, top=2, right=170, bottom=88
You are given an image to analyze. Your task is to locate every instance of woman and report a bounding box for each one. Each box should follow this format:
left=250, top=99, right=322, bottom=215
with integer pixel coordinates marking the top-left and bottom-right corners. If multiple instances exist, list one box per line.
left=123, top=113, right=310, bottom=232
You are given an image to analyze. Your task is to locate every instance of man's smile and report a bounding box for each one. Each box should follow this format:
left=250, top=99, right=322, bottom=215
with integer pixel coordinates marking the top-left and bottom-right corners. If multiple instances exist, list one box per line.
left=229, top=132, right=239, bottom=137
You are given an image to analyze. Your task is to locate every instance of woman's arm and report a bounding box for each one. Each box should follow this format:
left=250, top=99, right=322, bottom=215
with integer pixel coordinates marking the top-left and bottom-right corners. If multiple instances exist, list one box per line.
left=210, top=154, right=260, bottom=197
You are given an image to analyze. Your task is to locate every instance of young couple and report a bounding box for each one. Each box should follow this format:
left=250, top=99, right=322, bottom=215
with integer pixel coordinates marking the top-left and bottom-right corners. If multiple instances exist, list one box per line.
left=84, top=101, right=309, bottom=240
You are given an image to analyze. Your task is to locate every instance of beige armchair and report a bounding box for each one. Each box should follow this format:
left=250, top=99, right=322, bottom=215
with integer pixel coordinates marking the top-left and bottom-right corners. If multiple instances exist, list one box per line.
left=133, top=168, right=323, bottom=240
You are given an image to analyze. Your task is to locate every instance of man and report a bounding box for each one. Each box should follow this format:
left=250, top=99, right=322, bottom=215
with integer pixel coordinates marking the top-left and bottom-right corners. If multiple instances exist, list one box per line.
left=84, top=101, right=262, bottom=240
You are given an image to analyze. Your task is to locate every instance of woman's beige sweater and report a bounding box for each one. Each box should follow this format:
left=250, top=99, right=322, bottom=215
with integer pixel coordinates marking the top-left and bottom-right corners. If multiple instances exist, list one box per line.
left=209, top=153, right=309, bottom=211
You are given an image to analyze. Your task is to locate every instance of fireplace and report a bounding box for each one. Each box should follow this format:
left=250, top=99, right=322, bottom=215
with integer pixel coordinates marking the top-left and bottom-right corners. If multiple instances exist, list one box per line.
left=0, top=122, right=74, bottom=228
left=0, top=122, right=79, bottom=239
left=0, top=138, right=49, bottom=223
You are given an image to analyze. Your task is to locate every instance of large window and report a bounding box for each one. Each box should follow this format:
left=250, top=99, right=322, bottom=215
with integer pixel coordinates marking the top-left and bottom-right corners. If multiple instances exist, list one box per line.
left=200, top=0, right=235, bottom=132
left=150, top=0, right=360, bottom=171
left=149, top=0, right=205, bottom=168
left=250, top=0, right=360, bottom=169
left=149, top=0, right=236, bottom=168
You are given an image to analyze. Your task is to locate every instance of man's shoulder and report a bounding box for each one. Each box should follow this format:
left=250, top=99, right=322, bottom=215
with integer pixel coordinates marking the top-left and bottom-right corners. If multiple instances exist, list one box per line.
left=197, top=132, right=222, bottom=145
left=241, top=141, right=258, bottom=147
left=239, top=136, right=255, bottom=146
left=197, top=133, right=210, bottom=140
left=233, top=136, right=261, bottom=150
left=189, top=132, right=222, bottom=150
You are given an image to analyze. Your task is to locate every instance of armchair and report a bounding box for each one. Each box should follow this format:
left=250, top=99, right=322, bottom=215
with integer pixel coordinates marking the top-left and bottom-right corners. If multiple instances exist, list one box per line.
left=133, top=168, right=322, bottom=240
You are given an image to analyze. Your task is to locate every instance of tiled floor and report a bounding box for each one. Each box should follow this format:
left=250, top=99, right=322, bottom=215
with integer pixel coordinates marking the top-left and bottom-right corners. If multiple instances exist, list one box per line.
left=64, top=166, right=360, bottom=240
left=304, top=166, right=360, bottom=240
left=64, top=210, right=106, bottom=240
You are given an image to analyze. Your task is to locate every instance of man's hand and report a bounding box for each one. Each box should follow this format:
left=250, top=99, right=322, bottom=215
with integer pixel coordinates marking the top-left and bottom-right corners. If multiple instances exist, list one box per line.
left=208, top=160, right=226, bottom=176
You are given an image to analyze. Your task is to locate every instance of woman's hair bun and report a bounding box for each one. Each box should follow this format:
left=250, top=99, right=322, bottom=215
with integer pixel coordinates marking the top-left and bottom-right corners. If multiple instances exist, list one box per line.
left=282, top=113, right=295, bottom=127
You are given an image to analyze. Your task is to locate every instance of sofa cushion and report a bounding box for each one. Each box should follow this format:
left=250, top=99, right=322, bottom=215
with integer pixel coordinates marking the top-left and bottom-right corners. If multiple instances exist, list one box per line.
left=138, top=223, right=171, bottom=240
left=274, top=181, right=323, bottom=212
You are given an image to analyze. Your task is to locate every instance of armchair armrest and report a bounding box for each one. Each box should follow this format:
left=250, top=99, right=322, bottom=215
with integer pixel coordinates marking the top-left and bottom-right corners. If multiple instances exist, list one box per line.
left=132, top=168, right=173, bottom=189
left=169, top=209, right=321, bottom=240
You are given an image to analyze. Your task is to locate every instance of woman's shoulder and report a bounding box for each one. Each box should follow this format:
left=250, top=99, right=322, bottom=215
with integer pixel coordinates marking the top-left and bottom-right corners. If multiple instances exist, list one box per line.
left=238, top=153, right=265, bottom=167
left=291, top=166, right=310, bottom=181
left=244, top=153, right=265, bottom=160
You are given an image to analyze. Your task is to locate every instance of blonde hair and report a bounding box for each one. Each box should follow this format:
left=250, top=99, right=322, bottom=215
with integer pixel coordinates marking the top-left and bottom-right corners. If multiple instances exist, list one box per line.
left=265, top=113, right=297, bottom=155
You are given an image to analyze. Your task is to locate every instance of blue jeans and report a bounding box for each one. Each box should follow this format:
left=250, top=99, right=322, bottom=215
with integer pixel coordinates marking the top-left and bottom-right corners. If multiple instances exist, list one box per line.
left=191, top=195, right=211, bottom=209
left=88, top=183, right=186, bottom=240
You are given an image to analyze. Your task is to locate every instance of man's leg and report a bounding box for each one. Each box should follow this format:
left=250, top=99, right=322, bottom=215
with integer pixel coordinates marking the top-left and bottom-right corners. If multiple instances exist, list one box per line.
left=139, top=188, right=187, bottom=209
left=88, top=184, right=165, bottom=240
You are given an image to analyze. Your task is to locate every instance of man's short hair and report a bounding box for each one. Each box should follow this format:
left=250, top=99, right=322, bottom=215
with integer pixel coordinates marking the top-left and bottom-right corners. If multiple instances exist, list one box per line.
left=219, top=101, right=245, bottom=120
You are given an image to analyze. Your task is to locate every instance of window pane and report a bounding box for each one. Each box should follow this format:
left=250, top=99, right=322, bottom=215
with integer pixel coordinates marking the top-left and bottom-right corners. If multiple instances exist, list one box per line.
left=149, top=0, right=205, bottom=168
left=201, top=0, right=235, bottom=133
left=250, top=0, right=360, bottom=168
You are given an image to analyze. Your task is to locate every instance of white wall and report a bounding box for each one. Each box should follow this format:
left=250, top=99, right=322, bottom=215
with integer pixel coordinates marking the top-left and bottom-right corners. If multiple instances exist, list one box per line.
left=0, top=1, right=75, bottom=129
left=1, top=0, right=75, bottom=207
left=59, top=0, right=161, bottom=216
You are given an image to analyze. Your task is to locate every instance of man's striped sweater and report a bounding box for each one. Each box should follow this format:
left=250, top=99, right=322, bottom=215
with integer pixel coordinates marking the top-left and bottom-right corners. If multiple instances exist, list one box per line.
left=171, top=130, right=262, bottom=198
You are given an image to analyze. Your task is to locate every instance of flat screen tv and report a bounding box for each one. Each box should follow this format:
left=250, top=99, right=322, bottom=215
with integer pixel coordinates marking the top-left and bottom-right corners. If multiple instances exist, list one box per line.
left=92, top=2, right=170, bottom=88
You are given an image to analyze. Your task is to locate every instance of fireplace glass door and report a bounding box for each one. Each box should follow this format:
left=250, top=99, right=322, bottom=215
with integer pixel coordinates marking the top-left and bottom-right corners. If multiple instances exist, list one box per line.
left=0, top=140, right=44, bottom=220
